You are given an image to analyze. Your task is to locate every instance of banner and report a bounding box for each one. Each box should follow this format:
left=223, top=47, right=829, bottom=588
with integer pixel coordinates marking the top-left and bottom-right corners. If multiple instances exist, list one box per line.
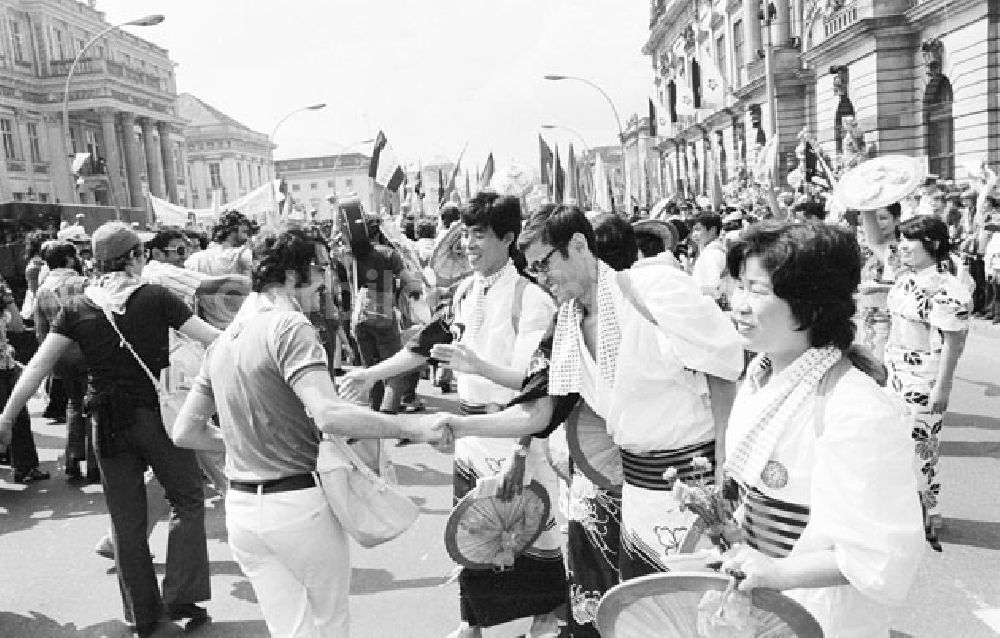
left=149, top=179, right=284, bottom=229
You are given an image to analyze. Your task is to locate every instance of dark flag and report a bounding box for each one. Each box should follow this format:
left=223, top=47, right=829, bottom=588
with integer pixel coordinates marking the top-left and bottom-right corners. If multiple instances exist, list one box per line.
left=438, top=168, right=445, bottom=204
left=554, top=145, right=565, bottom=204
left=539, top=135, right=553, bottom=186
left=480, top=152, right=495, bottom=189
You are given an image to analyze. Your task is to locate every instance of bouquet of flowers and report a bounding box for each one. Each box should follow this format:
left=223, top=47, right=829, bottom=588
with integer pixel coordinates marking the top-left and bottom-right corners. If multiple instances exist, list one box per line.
left=663, top=457, right=743, bottom=552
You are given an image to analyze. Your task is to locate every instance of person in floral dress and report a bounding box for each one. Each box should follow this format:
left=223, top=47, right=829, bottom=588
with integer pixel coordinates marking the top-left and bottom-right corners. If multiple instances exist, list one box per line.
left=885, top=215, right=971, bottom=550
left=858, top=203, right=902, bottom=361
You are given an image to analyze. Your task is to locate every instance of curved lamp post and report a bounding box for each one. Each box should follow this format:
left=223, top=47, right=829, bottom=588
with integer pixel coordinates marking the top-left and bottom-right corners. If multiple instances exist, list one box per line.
left=267, top=103, right=327, bottom=222
left=62, top=14, right=164, bottom=206
left=541, top=124, right=593, bottom=207
left=544, top=74, right=627, bottom=212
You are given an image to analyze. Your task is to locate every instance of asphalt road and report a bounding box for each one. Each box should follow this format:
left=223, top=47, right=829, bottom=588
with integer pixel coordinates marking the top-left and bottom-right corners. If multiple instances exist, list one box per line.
left=1, top=320, right=998, bottom=637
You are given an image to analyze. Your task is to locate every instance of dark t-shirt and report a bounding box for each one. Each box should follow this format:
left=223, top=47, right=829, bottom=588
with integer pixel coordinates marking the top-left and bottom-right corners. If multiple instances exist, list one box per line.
left=52, top=284, right=193, bottom=404
left=354, top=245, right=404, bottom=318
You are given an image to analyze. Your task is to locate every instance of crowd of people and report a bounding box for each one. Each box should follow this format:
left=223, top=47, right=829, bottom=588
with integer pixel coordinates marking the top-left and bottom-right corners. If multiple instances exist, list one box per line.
left=0, top=157, right=989, bottom=637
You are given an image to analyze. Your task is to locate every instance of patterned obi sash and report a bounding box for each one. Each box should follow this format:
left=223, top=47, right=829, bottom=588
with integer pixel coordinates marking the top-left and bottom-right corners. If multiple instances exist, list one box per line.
left=741, top=486, right=811, bottom=558
left=619, top=440, right=715, bottom=491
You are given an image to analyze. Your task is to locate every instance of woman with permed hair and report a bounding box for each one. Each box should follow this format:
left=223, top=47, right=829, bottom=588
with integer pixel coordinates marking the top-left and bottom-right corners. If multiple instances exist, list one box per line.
left=720, top=221, right=924, bottom=636
left=884, top=215, right=971, bottom=550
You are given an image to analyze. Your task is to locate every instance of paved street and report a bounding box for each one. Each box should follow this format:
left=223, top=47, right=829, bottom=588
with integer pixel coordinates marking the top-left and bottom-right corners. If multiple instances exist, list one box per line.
left=0, top=321, right=998, bottom=638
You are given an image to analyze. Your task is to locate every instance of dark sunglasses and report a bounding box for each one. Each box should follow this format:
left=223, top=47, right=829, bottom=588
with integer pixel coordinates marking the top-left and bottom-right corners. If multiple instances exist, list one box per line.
left=163, top=245, right=187, bottom=256
left=526, top=244, right=564, bottom=276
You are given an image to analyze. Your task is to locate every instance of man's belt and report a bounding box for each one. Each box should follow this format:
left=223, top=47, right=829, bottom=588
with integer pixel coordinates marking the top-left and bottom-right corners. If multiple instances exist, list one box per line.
left=229, top=473, right=316, bottom=495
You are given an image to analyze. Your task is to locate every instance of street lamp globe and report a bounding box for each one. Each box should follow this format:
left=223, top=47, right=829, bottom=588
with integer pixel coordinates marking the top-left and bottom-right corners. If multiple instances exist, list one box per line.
left=127, top=14, right=165, bottom=27
left=306, top=103, right=327, bottom=111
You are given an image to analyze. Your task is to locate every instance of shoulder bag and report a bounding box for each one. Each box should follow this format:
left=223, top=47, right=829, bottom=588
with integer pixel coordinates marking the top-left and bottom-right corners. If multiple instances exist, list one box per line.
left=314, top=435, right=419, bottom=548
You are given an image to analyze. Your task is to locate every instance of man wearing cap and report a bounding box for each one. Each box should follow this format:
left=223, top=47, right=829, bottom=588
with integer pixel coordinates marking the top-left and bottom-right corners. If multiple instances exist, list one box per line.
left=0, top=222, right=222, bottom=636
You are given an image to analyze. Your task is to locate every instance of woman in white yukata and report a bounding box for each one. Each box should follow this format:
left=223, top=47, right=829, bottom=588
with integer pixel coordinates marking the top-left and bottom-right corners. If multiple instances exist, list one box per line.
left=720, top=221, right=925, bottom=637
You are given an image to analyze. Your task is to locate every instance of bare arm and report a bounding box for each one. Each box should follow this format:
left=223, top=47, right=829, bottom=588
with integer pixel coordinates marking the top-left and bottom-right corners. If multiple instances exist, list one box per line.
left=707, top=374, right=738, bottom=481
left=723, top=545, right=848, bottom=592
left=0, top=333, right=71, bottom=422
left=34, top=305, right=49, bottom=342
left=429, top=342, right=525, bottom=390
left=859, top=210, right=884, bottom=249
left=172, top=390, right=224, bottom=451
left=195, top=274, right=251, bottom=298
left=293, top=369, right=436, bottom=441
left=3, top=303, right=23, bottom=333
left=930, top=329, right=967, bottom=413
left=445, top=396, right=556, bottom=439
left=177, top=315, right=221, bottom=347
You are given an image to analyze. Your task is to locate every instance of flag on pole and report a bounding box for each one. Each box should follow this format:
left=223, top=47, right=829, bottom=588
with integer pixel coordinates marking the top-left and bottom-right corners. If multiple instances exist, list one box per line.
left=414, top=162, right=424, bottom=198
left=369, top=131, right=405, bottom=191
left=554, top=145, right=565, bottom=204
left=437, top=168, right=445, bottom=204
left=539, top=135, right=554, bottom=186
left=443, top=143, right=468, bottom=201
left=480, top=152, right=495, bottom=189
left=465, top=170, right=471, bottom=200
left=567, top=143, right=579, bottom=204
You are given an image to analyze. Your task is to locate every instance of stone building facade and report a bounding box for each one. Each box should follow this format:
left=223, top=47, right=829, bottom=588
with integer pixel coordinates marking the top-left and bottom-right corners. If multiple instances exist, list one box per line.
left=275, top=153, right=372, bottom=222
left=0, top=0, right=183, bottom=209
left=643, top=0, right=999, bottom=205
left=178, top=93, right=273, bottom=210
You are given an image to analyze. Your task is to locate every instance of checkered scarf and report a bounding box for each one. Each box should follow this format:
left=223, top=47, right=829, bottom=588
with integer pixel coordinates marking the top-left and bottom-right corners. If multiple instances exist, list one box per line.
left=468, top=260, right=513, bottom=336
left=725, top=345, right=842, bottom=490
left=549, top=261, right=620, bottom=395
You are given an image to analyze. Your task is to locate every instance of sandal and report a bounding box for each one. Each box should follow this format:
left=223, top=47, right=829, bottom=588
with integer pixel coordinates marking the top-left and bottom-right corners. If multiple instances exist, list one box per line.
left=14, top=468, right=51, bottom=484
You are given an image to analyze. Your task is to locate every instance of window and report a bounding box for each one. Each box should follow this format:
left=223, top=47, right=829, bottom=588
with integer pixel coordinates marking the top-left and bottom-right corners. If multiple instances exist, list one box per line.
left=733, top=20, right=744, bottom=74
left=9, top=20, right=25, bottom=64
left=11, top=191, right=24, bottom=202
left=327, top=180, right=334, bottom=187
left=345, top=178, right=353, bottom=189
left=38, top=193, right=49, bottom=203
left=310, top=182, right=318, bottom=190
left=292, top=184, right=301, bottom=192
left=1, top=118, right=18, bottom=160
left=257, top=165, right=263, bottom=184
left=834, top=95, right=855, bottom=154
left=26, top=122, right=41, bottom=162
left=925, top=76, right=954, bottom=180
left=667, top=80, right=677, bottom=123
left=208, top=163, right=222, bottom=189
left=237, top=162, right=245, bottom=188
left=716, top=35, right=727, bottom=86
left=173, top=143, right=183, bottom=180
left=691, top=60, right=702, bottom=109
left=69, top=126, right=78, bottom=153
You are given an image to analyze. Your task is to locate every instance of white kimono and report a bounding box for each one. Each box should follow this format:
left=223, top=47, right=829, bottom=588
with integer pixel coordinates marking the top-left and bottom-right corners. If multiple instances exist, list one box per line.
left=727, top=365, right=925, bottom=637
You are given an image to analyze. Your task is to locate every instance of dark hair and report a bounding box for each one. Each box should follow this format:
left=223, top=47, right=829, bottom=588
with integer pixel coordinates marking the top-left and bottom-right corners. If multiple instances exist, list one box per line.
left=726, top=221, right=861, bottom=350
left=440, top=204, right=461, bottom=229
left=96, top=244, right=143, bottom=274
left=402, top=217, right=417, bottom=241
left=146, top=229, right=187, bottom=253
left=212, top=210, right=254, bottom=243
left=897, top=215, right=955, bottom=274
left=251, top=230, right=317, bottom=292
left=692, top=212, right=722, bottom=235
left=518, top=204, right=596, bottom=258
left=793, top=201, right=827, bottom=221
left=461, top=192, right=522, bottom=243
left=417, top=219, right=436, bottom=240
left=25, top=230, right=47, bottom=260
left=183, top=230, right=209, bottom=250
left=634, top=229, right=665, bottom=258
left=592, top=213, right=637, bottom=271
left=886, top=202, right=902, bottom=218
left=43, top=241, right=77, bottom=270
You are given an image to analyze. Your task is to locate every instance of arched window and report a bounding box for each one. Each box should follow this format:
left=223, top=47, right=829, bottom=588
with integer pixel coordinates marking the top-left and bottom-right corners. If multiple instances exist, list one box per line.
left=834, top=95, right=855, bottom=154
left=924, top=76, right=954, bottom=180
left=691, top=60, right=702, bottom=108
left=667, top=80, right=678, bottom=123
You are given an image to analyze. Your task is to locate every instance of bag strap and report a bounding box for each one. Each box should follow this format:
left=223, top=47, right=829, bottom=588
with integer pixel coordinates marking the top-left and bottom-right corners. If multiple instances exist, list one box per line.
left=616, top=270, right=658, bottom=326
left=99, top=304, right=164, bottom=394
left=813, top=355, right=852, bottom=438
left=323, top=435, right=386, bottom=484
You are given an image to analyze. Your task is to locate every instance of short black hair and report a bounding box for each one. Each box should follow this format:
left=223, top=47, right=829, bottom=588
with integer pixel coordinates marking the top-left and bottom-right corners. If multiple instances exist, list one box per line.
left=251, top=230, right=317, bottom=292
left=212, top=210, right=255, bottom=243
left=898, top=215, right=954, bottom=274
left=726, top=221, right=860, bottom=350
left=692, top=212, right=722, bottom=235
left=417, top=219, right=436, bottom=240
left=634, top=229, right=665, bottom=258
left=183, top=230, right=209, bottom=250
left=461, top=192, right=522, bottom=243
left=592, top=213, right=637, bottom=271
left=43, top=241, right=77, bottom=270
left=518, top=204, right=596, bottom=257
left=793, top=201, right=827, bottom=221
left=440, top=203, right=461, bottom=229
left=146, top=229, right=187, bottom=253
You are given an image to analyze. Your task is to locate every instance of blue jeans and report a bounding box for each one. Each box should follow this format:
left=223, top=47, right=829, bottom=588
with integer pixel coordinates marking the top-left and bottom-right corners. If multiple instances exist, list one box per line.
left=95, top=406, right=210, bottom=627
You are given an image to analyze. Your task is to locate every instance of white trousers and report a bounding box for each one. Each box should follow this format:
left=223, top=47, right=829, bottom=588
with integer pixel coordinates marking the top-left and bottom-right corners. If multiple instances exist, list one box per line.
left=226, top=485, right=351, bottom=638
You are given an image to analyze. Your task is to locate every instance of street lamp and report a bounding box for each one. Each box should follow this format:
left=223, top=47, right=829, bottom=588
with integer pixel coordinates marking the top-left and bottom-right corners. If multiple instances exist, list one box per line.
left=544, top=74, right=627, bottom=212
left=268, top=103, right=327, bottom=223
left=541, top=124, right=593, bottom=207
left=62, top=14, right=164, bottom=206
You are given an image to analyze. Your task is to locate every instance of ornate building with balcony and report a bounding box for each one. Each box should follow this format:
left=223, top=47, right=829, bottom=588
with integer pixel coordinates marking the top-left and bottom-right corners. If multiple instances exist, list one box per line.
left=0, top=0, right=184, bottom=210
left=178, top=93, right=274, bottom=211
left=275, top=153, right=372, bottom=222
left=644, top=0, right=999, bottom=205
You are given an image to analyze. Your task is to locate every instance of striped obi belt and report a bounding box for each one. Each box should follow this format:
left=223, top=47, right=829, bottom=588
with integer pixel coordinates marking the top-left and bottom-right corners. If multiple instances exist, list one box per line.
left=740, top=486, right=810, bottom=558
left=619, top=440, right=715, bottom=491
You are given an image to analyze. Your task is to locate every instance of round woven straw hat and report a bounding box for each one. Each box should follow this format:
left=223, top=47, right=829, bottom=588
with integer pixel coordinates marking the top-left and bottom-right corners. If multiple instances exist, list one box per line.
left=597, top=571, right=823, bottom=638
left=833, top=155, right=927, bottom=210
left=632, top=219, right=679, bottom=253
left=430, top=223, right=472, bottom=288
left=444, top=479, right=550, bottom=570
left=566, top=402, right=622, bottom=490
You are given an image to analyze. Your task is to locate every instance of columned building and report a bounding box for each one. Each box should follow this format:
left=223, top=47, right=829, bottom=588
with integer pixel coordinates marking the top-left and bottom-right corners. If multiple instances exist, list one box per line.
left=275, top=153, right=372, bottom=222
left=644, top=0, right=999, bottom=205
left=178, top=93, right=273, bottom=211
left=0, top=0, right=183, bottom=209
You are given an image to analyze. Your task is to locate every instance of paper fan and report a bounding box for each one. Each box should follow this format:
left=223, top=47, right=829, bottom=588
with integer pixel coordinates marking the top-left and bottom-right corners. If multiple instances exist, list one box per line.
left=566, top=402, right=622, bottom=491
left=597, top=572, right=823, bottom=638
left=429, top=223, right=471, bottom=288
left=545, top=424, right=572, bottom=485
left=833, top=155, right=927, bottom=211
left=444, top=480, right=551, bottom=570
